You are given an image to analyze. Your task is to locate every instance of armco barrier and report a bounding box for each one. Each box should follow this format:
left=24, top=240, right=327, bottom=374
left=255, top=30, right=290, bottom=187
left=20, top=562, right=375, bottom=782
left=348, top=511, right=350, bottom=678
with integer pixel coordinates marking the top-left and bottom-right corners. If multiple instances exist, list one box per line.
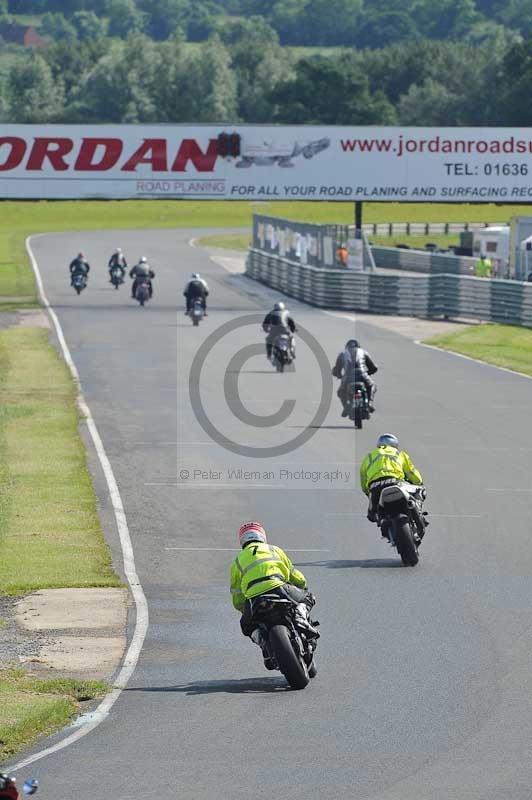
left=246, top=249, right=532, bottom=328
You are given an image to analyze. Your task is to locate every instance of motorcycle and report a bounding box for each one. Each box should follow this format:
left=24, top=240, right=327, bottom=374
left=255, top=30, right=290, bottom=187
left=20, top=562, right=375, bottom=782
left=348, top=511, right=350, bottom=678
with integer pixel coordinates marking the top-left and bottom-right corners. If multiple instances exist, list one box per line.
left=271, top=333, right=294, bottom=373
left=346, top=381, right=371, bottom=429
left=249, top=592, right=319, bottom=689
left=110, top=266, right=125, bottom=290
left=71, top=272, right=87, bottom=295
left=188, top=299, right=204, bottom=326
left=0, top=774, right=38, bottom=799
left=135, top=279, right=151, bottom=307
left=377, top=482, right=427, bottom=567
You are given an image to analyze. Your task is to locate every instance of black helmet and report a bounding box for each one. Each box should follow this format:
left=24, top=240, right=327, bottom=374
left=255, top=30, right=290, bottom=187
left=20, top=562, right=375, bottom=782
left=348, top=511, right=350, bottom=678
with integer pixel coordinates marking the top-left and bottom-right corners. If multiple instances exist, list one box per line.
left=345, top=339, right=359, bottom=349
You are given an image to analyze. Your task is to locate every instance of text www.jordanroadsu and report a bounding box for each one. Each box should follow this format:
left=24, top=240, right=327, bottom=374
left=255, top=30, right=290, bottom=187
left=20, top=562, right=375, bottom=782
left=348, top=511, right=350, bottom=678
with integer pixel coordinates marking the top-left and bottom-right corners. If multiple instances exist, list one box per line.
left=339, top=134, right=532, bottom=157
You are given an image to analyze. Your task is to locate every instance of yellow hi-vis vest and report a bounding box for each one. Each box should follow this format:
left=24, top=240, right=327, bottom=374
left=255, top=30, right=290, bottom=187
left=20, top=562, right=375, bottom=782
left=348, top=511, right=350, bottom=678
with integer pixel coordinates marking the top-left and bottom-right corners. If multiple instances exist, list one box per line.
left=360, top=445, right=423, bottom=495
left=230, top=542, right=307, bottom=611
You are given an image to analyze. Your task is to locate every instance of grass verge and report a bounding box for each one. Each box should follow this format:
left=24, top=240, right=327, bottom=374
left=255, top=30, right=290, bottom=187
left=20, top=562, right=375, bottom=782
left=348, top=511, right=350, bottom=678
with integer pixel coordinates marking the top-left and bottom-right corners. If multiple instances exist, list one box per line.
left=0, top=327, right=122, bottom=596
left=424, top=323, right=532, bottom=376
left=0, top=326, right=121, bottom=759
left=197, top=232, right=251, bottom=250
left=0, top=669, right=107, bottom=763
left=0, top=199, right=529, bottom=305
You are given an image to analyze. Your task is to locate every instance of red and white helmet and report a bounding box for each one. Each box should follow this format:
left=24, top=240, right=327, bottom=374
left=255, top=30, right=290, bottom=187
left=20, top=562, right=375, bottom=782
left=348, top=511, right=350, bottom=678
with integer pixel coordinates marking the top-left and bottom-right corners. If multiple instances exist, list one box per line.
left=239, top=521, right=267, bottom=547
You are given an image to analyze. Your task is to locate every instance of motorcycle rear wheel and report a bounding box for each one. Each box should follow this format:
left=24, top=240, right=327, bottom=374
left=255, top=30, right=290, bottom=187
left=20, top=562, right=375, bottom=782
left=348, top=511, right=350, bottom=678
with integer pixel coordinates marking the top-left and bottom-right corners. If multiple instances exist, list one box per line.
left=268, top=625, right=309, bottom=689
left=394, top=519, right=419, bottom=567
left=354, top=408, right=362, bottom=429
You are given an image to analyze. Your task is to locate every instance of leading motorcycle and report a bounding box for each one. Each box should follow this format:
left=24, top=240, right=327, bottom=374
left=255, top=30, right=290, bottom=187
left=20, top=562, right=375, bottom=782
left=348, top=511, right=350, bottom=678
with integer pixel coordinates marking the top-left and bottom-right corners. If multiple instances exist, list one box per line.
left=249, top=593, right=319, bottom=689
left=0, top=775, right=38, bottom=800
left=71, top=273, right=87, bottom=295
left=377, top=482, right=427, bottom=567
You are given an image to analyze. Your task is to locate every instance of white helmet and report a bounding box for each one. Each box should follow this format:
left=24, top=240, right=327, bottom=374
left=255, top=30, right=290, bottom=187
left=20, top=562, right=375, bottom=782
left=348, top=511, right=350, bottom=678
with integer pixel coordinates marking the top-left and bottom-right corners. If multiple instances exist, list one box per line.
left=140, top=256, right=147, bottom=263
left=274, top=301, right=285, bottom=311
left=192, top=273, right=200, bottom=279
left=377, top=433, right=399, bottom=449
left=116, top=247, right=122, bottom=254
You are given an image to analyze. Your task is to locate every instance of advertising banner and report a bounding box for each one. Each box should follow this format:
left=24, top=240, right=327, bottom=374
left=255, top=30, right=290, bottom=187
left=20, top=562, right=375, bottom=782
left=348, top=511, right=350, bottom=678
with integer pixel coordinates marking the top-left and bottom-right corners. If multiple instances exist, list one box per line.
left=1, top=124, right=532, bottom=201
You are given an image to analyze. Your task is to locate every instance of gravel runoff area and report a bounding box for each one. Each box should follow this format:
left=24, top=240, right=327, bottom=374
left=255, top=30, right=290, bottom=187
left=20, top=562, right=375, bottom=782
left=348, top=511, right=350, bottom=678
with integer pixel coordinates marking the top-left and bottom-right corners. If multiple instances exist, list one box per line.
left=0, top=309, right=128, bottom=682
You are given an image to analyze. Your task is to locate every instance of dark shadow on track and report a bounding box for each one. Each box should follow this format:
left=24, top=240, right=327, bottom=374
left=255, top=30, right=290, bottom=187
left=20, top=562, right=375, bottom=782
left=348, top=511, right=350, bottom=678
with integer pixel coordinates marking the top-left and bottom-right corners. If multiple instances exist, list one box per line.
left=126, top=678, right=288, bottom=695
left=295, top=558, right=402, bottom=569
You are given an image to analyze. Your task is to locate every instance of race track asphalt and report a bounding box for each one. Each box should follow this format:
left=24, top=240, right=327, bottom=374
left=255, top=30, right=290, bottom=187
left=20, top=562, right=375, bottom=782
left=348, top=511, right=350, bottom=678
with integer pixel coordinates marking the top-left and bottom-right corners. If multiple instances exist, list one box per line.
left=16, top=228, right=532, bottom=800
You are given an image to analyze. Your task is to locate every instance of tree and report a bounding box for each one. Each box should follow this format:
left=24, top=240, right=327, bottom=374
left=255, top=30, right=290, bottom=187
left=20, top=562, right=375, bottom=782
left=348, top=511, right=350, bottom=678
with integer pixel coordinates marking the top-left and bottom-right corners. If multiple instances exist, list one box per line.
left=137, top=0, right=186, bottom=40
left=217, top=18, right=293, bottom=121
left=397, top=78, right=461, bottom=125
left=43, top=38, right=111, bottom=100
left=71, top=10, right=108, bottom=41
left=271, top=0, right=308, bottom=44
left=363, top=40, right=434, bottom=103
left=189, top=36, right=238, bottom=121
left=411, top=0, right=479, bottom=39
left=6, top=53, right=64, bottom=123
left=304, top=0, right=362, bottom=46
left=357, top=9, right=418, bottom=48
left=107, top=0, right=146, bottom=38
left=69, top=35, right=160, bottom=122
left=271, top=55, right=397, bottom=124
left=40, top=12, right=78, bottom=43
left=493, top=37, right=532, bottom=124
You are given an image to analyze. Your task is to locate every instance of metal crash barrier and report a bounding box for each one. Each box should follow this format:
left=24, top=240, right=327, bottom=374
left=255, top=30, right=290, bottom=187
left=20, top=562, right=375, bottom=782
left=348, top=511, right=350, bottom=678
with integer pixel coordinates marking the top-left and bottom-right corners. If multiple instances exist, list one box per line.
left=246, top=249, right=532, bottom=328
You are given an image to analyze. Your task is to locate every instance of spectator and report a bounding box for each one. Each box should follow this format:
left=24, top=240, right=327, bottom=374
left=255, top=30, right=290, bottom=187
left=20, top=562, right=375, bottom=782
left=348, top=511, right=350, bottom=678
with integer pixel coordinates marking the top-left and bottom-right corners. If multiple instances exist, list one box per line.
left=336, top=242, right=348, bottom=267
left=474, top=253, right=492, bottom=278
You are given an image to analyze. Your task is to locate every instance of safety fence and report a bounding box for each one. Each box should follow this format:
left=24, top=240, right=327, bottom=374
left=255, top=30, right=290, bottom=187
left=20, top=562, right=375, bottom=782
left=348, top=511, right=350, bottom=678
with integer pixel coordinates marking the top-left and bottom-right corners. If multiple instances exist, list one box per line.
left=253, top=214, right=478, bottom=274
left=246, top=249, right=532, bottom=328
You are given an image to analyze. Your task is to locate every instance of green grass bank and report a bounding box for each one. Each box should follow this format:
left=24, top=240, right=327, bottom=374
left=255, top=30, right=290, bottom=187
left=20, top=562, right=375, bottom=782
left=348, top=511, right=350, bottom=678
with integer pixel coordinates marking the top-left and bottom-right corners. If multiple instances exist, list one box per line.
left=0, top=327, right=121, bottom=596
left=0, top=326, right=121, bottom=761
left=0, top=670, right=107, bottom=763
left=424, top=323, right=532, bottom=376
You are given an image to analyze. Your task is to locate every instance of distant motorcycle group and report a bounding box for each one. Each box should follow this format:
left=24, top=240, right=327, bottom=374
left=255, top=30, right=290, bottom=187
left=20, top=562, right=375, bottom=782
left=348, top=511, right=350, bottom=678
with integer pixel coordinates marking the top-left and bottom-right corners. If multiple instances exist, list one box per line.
left=68, top=251, right=210, bottom=320
left=68, top=249, right=154, bottom=306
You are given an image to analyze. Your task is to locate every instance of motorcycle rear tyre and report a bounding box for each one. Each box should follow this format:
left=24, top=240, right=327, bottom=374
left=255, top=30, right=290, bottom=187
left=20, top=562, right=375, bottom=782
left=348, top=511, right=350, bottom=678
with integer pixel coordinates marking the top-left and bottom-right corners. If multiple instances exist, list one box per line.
left=394, top=518, right=419, bottom=567
left=354, top=409, right=362, bottom=429
left=268, top=625, right=309, bottom=689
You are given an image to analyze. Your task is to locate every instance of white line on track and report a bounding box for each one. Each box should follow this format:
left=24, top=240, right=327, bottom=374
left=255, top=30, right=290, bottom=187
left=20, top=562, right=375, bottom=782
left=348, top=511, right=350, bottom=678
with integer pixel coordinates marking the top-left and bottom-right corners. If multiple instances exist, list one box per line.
left=11, top=237, right=149, bottom=771
left=485, top=488, right=532, bottom=493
